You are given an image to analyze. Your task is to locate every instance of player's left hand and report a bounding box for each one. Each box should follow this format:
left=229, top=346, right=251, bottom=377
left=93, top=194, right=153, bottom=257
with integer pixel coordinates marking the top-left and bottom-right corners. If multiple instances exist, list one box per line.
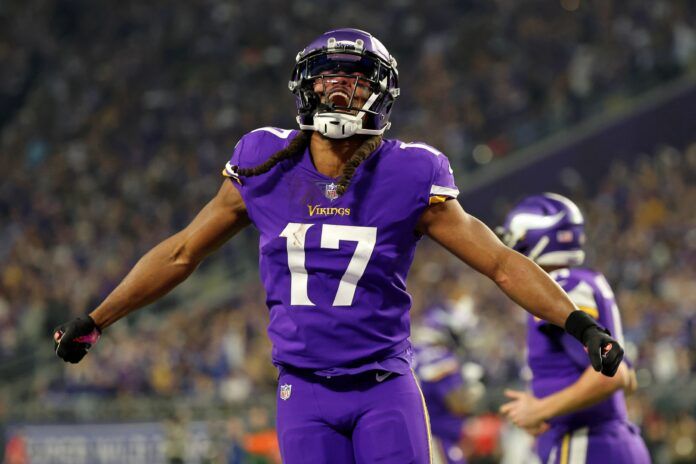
left=53, top=315, right=101, bottom=363
left=500, top=389, right=548, bottom=431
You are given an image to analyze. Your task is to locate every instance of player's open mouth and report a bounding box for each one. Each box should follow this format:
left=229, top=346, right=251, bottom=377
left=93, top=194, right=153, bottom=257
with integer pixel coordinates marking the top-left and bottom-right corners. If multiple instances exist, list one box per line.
left=327, top=90, right=353, bottom=108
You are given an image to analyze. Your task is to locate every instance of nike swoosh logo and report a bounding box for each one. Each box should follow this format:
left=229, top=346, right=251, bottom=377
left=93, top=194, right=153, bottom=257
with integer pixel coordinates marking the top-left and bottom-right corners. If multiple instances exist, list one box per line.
left=375, top=371, right=392, bottom=383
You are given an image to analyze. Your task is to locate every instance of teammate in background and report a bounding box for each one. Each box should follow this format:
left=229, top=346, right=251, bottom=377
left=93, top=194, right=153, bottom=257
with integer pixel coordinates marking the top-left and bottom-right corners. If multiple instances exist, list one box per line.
left=53, top=29, right=623, bottom=464
left=413, top=298, right=484, bottom=464
left=498, top=193, right=650, bottom=464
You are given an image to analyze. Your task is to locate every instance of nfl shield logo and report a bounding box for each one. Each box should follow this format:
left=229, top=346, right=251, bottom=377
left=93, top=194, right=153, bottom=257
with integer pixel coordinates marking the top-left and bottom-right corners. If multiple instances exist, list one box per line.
left=324, top=183, right=338, bottom=200
left=280, top=384, right=292, bottom=401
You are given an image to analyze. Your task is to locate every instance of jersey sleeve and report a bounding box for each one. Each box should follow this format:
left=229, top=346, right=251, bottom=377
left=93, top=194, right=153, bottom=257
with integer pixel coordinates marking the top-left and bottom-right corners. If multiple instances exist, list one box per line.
left=221, top=135, right=248, bottom=184
left=383, top=141, right=460, bottom=212
left=428, top=150, right=459, bottom=205
left=221, top=127, right=296, bottom=186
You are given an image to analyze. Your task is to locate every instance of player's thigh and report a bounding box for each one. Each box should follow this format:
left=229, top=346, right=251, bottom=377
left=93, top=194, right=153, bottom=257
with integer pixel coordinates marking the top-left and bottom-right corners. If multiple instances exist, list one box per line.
left=275, top=371, right=356, bottom=464
left=352, top=371, right=432, bottom=464
left=547, top=425, right=650, bottom=464
left=279, top=422, right=355, bottom=464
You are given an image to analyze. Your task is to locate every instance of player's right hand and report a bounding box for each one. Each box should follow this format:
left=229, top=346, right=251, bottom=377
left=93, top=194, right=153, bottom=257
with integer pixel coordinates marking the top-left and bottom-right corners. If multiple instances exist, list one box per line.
left=583, top=325, right=623, bottom=377
left=53, top=315, right=101, bottom=363
left=564, top=310, right=624, bottom=377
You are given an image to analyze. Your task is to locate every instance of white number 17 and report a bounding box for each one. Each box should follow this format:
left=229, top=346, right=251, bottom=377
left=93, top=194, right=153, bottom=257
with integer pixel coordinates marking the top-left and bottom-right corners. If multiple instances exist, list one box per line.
left=279, top=223, right=377, bottom=307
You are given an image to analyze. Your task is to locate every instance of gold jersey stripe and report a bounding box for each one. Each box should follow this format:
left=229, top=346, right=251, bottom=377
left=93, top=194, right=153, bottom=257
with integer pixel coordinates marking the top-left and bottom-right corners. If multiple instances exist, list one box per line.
left=578, top=305, right=599, bottom=319
left=560, top=432, right=571, bottom=464
left=221, top=168, right=242, bottom=184
left=429, top=195, right=449, bottom=205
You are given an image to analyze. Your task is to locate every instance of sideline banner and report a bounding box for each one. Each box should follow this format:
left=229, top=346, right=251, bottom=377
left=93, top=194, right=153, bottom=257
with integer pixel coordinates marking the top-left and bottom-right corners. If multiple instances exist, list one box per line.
left=5, top=422, right=212, bottom=464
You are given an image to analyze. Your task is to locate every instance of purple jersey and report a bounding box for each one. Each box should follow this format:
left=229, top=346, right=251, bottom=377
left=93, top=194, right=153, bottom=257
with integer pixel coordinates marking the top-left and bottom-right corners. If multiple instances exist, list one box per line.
left=527, top=267, right=628, bottom=430
left=223, top=127, right=458, bottom=371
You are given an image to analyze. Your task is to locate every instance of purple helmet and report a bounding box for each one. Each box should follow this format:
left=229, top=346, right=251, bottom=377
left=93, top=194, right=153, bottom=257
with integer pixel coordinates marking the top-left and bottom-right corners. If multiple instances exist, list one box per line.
left=497, top=193, right=586, bottom=267
left=289, top=28, right=400, bottom=139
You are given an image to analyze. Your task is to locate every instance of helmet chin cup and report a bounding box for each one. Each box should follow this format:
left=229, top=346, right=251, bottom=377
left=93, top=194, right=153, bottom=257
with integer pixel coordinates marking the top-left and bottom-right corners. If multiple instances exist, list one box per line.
left=313, top=112, right=361, bottom=139
left=296, top=111, right=387, bottom=138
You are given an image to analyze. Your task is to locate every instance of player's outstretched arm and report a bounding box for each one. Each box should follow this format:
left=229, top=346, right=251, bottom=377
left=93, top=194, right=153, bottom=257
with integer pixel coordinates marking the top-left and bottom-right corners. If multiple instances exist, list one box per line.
left=416, top=200, right=623, bottom=376
left=54, top=180, right=250, bottom=363
left=500, top=362, right=634, bottom=430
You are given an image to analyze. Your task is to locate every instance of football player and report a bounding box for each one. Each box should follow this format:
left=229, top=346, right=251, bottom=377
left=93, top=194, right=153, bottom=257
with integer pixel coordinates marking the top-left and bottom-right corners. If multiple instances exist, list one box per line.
left=498, top=193, right=650, bottom=464
left=54, top=30, right=623, bottom=464
left=414, top=300, right=484, bottom=464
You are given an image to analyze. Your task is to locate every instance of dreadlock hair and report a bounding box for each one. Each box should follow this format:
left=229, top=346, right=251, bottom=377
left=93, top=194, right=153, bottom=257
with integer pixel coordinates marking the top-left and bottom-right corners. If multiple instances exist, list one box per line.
left=335, top=134, right=383, bottom=196
left=235, top=130, right=312, bottom=177
left=235, top=130, right=381, bottom=197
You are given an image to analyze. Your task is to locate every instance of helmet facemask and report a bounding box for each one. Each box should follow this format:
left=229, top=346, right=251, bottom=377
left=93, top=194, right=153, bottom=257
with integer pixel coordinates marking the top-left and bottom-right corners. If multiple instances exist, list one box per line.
left=289, top=31, right=399, bottom=139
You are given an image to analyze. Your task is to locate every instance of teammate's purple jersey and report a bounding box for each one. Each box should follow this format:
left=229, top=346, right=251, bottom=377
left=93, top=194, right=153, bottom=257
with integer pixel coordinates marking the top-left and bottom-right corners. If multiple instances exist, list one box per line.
left=223, top=128, right=458, bottom=370
left=527, top=267, right=628, bottom=429
left=414, top=344, right=465, bottom=442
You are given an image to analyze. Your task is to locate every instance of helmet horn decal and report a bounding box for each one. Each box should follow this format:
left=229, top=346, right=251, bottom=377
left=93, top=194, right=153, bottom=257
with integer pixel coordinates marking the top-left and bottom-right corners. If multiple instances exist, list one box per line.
left=500, top=193, right=586, bottom=267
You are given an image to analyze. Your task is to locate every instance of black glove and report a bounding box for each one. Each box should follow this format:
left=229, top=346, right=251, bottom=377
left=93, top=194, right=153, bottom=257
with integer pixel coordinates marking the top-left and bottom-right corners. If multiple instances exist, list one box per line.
left=53, top=315, right=101, bottom=363
left=564, top=310, right=623, bottom=376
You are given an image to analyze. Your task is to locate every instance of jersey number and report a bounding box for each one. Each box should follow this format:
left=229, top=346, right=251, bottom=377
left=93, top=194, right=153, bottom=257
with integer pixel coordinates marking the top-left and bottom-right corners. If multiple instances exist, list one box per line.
left=279, top=223, right=377, bottom=307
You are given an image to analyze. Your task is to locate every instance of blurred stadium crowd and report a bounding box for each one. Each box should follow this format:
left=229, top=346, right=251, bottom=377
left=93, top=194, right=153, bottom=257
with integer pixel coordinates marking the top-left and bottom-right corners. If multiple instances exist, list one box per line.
left=1, top=0, right=696, bottom=463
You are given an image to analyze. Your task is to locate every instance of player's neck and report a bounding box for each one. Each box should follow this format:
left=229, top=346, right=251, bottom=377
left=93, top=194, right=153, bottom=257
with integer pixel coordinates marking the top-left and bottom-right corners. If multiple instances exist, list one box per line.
left=309, top=132, right=369, bottom=178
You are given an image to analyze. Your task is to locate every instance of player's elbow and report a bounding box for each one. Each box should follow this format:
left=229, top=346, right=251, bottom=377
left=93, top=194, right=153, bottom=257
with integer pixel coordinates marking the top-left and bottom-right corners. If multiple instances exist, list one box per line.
left=492, top=267, right=511, bottom=290
left=170, top=244, right=190, bottom=267
left=491, top=248, right=545, bottom=294
left=490, top=249, right=515, bottom=289
left=167, top=235, right=201, bottom=270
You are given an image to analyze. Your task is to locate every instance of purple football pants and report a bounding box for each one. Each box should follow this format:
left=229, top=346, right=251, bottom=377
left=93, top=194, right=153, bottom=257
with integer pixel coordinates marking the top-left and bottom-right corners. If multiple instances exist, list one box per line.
left=537, top=420, right=650, bottom=464
left=276, top=369, right=433, bottom=463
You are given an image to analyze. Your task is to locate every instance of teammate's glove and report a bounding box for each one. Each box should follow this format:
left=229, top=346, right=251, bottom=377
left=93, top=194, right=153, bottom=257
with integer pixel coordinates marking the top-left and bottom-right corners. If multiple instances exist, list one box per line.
left=564, top=310, right=623, bottom=377
left=53, top=315, right=101, bottom=364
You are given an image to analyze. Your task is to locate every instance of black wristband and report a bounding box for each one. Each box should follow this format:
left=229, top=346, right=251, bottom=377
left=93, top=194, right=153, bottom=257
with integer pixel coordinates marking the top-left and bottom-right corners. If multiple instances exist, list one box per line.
left=564, top=310, right=602, bottom=344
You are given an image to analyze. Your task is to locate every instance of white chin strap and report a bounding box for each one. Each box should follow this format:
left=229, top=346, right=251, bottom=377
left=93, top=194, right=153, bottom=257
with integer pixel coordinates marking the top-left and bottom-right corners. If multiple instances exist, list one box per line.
left=298, top=92, right=389, bottom=139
